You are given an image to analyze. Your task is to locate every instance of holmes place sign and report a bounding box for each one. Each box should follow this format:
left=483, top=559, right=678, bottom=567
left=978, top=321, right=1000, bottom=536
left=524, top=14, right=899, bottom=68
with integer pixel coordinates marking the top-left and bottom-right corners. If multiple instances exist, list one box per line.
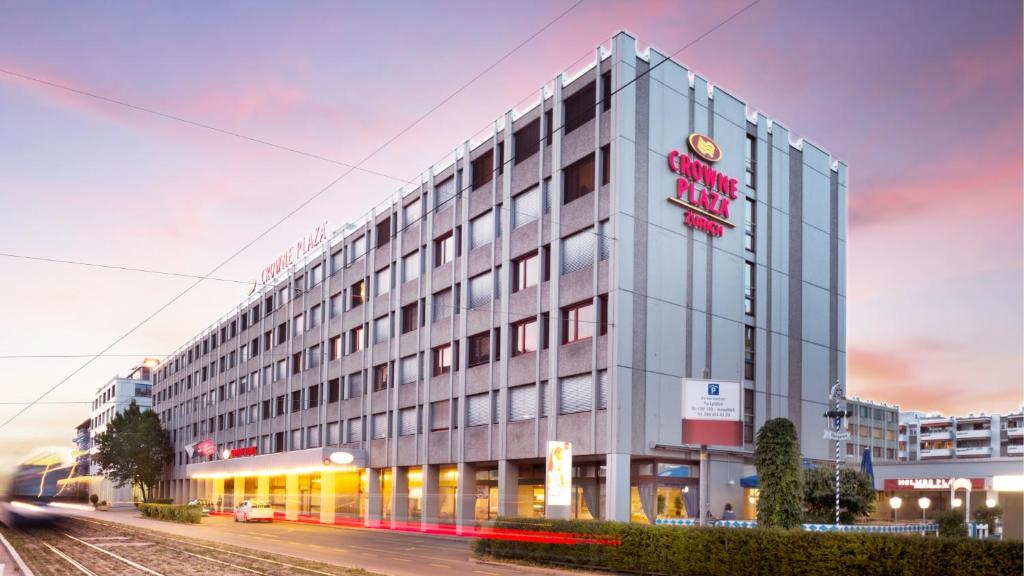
left=258, top=221, right=329, bottom=285
left=666, top=133, right=739, bottom=238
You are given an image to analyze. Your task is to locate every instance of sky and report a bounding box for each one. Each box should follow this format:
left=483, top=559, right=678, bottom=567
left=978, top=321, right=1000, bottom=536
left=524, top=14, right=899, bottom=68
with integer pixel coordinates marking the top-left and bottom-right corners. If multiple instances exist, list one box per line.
left=0, top=0, right=1020, bottom=470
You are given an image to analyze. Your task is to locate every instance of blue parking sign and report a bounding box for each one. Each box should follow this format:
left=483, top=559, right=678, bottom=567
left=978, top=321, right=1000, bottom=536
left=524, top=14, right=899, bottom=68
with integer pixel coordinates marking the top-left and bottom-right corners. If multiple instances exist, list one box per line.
left=707, top=383, right=720, bottom=396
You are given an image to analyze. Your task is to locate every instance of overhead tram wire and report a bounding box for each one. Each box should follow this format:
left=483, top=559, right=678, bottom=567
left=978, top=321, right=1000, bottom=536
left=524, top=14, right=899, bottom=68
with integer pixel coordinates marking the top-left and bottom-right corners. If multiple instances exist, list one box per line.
left=0, top=0, right=591, bottom=430
left=0, top=253, right=253, bottom=284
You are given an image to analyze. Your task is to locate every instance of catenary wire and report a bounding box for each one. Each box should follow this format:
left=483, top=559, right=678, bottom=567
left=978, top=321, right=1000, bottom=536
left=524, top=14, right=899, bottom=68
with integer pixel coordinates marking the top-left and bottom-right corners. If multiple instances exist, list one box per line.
left=0, top=0, right=595, bottom=430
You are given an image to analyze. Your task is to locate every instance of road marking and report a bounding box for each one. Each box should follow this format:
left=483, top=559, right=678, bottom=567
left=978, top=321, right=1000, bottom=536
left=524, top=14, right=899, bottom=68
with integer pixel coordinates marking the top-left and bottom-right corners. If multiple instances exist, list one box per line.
left=430, top=563, right=449, bottom=568
left=42, top=543, right=97, bottom=576
left=63, top=533, right=166, bottom=576
left=165, top=545, right=266, bottom=575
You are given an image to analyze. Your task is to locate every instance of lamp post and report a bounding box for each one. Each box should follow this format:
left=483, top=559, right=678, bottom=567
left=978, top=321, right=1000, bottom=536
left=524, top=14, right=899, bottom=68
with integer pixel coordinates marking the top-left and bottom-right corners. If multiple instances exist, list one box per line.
left=986, top=497, right=997, bottom=508
left=952, top=497, right=962, bottom=509
left=918, top=496, right=931, bottom=521
left=889, top=496, right=903, bottom=523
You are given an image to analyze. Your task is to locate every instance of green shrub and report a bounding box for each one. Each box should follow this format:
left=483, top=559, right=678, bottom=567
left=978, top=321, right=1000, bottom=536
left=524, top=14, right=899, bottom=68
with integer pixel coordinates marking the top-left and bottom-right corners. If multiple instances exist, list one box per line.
left=145, top=498, right=174, bottom=505
left=936, top=509, right=967, bottom=538
left=138, top=503, right=201, bottom=524
left=474, top=517, right=1022, bottom=576
left=973, top=505, right=1003, bottom=533
left=755, top=418, right=803, bottom=528
left=89, top=494, right=99, bottom=506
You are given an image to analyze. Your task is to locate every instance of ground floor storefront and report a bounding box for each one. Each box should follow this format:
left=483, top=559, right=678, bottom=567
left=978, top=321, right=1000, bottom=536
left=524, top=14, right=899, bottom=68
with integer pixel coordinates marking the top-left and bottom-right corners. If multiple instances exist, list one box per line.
left=158, top=448, right=752, bottom=527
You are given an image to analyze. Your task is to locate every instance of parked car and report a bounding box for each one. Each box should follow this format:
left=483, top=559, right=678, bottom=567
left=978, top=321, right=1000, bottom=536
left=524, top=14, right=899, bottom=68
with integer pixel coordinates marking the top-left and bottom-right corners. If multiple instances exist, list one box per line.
left=187, top=499, right=212, bottom=516
left=233, top=500, right=273, bottom=523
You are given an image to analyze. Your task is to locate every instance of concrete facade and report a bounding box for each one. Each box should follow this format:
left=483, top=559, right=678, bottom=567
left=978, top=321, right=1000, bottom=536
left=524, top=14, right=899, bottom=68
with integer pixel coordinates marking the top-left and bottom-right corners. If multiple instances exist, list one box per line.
left=844, top=397, right=899, bottom=463
left=899, top=410, right=1024, bottom=461
left=151, top=33, right=847, bottom=524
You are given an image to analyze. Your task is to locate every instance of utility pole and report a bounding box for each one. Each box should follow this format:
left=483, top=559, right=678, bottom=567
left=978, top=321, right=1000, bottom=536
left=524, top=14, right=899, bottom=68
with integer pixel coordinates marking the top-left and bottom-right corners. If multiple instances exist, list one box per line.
left=823, top=381, right=850, bottom=526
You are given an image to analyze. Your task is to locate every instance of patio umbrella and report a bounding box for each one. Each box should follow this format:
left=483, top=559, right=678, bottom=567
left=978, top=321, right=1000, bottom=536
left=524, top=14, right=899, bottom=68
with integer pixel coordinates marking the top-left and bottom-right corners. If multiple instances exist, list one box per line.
left=860, top=447, right=875, bottom=486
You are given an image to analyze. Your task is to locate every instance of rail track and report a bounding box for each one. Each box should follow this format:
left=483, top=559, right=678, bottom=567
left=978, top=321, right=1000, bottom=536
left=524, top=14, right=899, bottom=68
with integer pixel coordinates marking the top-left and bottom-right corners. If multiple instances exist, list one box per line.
left=1, top=516, right=363, bottom=576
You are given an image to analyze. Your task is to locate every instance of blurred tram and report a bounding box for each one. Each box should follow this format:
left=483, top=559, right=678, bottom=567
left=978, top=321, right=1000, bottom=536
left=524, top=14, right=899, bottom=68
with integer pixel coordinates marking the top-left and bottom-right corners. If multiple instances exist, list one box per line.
left=1, top=447, right=86, bottom=527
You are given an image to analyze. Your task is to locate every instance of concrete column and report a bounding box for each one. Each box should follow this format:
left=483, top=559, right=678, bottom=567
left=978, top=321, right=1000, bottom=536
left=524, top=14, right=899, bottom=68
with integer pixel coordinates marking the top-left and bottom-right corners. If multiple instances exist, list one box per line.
left=257, top=476, right=270, bottom=502
left=364, top=468, right=382, bottom=528
left=320, top=471, right=336, bottom=525
left=232, top=476, right=245, bottom=510
left=212, top=478, right=225, bottom=512
left=421, top=464, right=440, bottom=530
left=390, top=466, right=409, bottom=528
left=188, top=479, right=198, bottom=502
left=606, top=453, right=631, bottom=522
left=285, top=473, right=299, bottom=520
left=497, top=460, right=519, bottom=517
left=455, top=461, right=476, bottom=534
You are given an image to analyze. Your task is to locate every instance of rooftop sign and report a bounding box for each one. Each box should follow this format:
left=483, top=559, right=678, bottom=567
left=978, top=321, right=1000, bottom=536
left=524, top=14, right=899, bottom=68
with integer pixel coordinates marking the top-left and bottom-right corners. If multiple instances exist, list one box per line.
left=258, top=221, right=328, bottom=286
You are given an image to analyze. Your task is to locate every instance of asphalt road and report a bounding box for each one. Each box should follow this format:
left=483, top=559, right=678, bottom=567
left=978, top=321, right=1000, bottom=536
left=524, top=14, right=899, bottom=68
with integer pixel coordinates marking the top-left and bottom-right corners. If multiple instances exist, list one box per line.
left=52, top=508, right=568, bottom=576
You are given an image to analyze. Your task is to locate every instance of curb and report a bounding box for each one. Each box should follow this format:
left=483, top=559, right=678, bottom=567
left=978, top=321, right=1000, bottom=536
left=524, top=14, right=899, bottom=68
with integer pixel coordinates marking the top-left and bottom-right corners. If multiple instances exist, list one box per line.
left=0, top=532, right=34, bottom=576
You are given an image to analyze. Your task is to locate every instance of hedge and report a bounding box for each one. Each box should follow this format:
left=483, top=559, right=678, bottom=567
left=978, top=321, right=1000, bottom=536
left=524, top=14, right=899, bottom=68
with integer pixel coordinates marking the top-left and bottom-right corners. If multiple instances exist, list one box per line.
left=474, top=518, right=1023, bottom=576
left=145, top=498, right=175, bottom=505
left=138, top=503, right=202, bottom=524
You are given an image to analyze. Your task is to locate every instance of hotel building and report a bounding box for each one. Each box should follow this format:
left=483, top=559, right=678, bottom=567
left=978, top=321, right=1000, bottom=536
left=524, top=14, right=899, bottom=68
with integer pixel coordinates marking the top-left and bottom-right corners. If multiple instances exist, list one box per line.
left=151, top=32, right=847, bottom=526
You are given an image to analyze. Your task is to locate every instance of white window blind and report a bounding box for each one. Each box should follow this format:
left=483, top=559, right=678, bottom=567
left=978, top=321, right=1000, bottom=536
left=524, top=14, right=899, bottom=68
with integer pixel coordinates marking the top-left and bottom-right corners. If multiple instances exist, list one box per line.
left=466, top=393, right=489, bottom=426
left=512, top=186, right=539, bottom=229
left=327, top=422, right=340, bottom=445
left=433, top=289, right=452, bottom=321
left=347, top=418, right=362, bottom=442
left=404, top=198, right=421, bottom=225
left=435, top=177, right=456, bottom=208
left=598, top=370, right=609, bottom=410
left=350, top=235, right=368, bottom=263
left=347, top=373, right=363, bottom=398
left=375, top=267, right=391, bottom=296
left=400, top=355, right=418, bottom=384
left=373, top=316, right=389, bottom=343
left=598, top=220, right=610, bottom=261
left=307, top=425, right=320, bottom=448
left=562, top=229, right=595, bottom=275
left=468, top=273, right=492, bottom=309
left=399, top=408, right=417, bottom=436
left=509, top=385, right=535, bottom=421
left=372, top=413, right=388, bottom=439
left=540, top=381, right=550, bottom=417
left=403, top=251, right=420, bottom=282
left=470, top=211, right=493, bottom=250
left=559, top=373, right=593, bottom=414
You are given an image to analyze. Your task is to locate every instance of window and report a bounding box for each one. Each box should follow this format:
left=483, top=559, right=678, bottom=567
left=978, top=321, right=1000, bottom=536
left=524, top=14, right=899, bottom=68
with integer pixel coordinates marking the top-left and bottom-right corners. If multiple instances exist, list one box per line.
left=347, top=372, right=363, bottom=398
left=327, top=422, right=340, bottom=445
left=598, top=220, right=610, bottom=261
left=467, top=332, right=491, bottom=367
left=744, top=197, right=756, bottom=252
left=350, top=234, right=368, bottom=263
left=402, top=251, right=420, bottom=282
left=373, top=315, right=389, bottom=344
left=307, top=384, right=320, bottom=408
left=514, top=118, right=539, bottom=163
left=511, top=185, right=540, bottom=229
left=435, top=176, right=456, bottom=208
left=508, top=385, right=536, bottom=421
left=468, top=272, right=492, bottom=309
left=430, top=401, right=450, bottom=431
left=743, top=388, right=755, bottom=443
left=328, top=378, right=341, bottom=403
left=472, top=151, right=493, bottom=190
left=744, top=261, right=755, bottom=316
left=371, top=267, right=389, bottom=297
left=309, top=264, right=323, bottom=287
left=306, top=345, right=321, bottom=369
left=373, top=364, right=389, bottom=391
left=275, top=359, right=287, bottom=381
left=469, top=211, right=493, bottom=250
left=330, top=250, right=344, bottom=274
left=559, top=373, right=592, bottom=414
left=293, top=315, right=303, bottom=337
left=846, top=444, right=855, bottom=456
left=399, top=407, right=418, bottom=436
left=744, top=325, right=755, bottom=380
left=597, top=370, right=608, bottom=409
left=348, top=418, right=363, bottom=442
left=291, top=390, right=301, bottom=413
left=511, top=318, right=538, bottom=356
left=349, top=325, right=364, bottom=353
left=432, top=344, right=452, bottom=376
left=512, top=251, right=541, bottom=292
left=745, top=135, right=756, bottom=189
left=306, top=304, right=322, bottom=331
left=401, top=302, right=418, bottom=334
left=404, top=198, right=421, bottom=226
left=434, top=231, right=455, bottom=267
left=466, top=393, right=489, bottom=427
left=350, top=279, right=366, bottom=309
left=400, top=355, right=418, bottom=384
left=562, top=300, right=595, bottom=344
left=330, top=293, right=342, bottom=318
left=276, top=323, right=287, bottom=345
left=433, top=289, right=452, bottom=322
left=563, top=153, right=595, bottom=204
left=562, top=228, right=595, bottom=275
left=600, top=144, right=610, bottom=185
left=372, top=413, right=388, bottom=439
left=375, top=216, right=391, bottom=248
left=563, top=80, right=595, bottom=135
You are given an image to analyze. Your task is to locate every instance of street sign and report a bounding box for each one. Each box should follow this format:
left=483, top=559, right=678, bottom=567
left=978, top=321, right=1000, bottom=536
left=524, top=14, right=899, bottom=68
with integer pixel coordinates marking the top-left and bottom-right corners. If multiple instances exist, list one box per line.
left=824, top=429, right=851, bottom=441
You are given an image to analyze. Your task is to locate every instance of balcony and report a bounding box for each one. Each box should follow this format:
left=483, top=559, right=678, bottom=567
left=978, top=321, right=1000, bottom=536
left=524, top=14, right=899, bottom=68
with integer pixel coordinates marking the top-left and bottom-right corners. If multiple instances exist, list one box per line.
left=1007, top=444, right=1024, bottom=455
left=920, top=430, right=953, bottom=441
left=920, top=448, right=953, bottom=458
left=956, top=429, right=991, bottom=440
left=1007, top=427, right=1024, bottom=438
left=955, top=445, right=991, bottom=457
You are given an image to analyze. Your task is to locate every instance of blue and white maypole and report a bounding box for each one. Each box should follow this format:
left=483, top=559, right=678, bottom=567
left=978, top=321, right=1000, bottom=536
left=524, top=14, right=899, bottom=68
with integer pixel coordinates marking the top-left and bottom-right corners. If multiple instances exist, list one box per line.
left=824, top=381, right=850, bottom=526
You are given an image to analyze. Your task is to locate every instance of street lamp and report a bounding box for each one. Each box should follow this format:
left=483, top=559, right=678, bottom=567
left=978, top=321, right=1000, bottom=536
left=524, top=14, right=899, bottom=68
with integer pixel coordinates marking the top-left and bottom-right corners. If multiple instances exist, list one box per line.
left=889, top=496, right=903, bottom=523
left=952, top=497, right=963, bottom=508
left=986, top=498, right=997, bottom=508
left=918, top=497, right=931, bottom=521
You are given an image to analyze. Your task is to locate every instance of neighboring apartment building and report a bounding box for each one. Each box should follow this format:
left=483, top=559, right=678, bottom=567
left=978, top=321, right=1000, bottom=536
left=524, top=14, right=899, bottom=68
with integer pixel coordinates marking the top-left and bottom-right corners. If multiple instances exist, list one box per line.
left=151, top=32, right=848, bottom=526
left=86, top=359, right=158, bottom=505
left=844, top=397, right=899, bottom=462
left=898, top=409, right=1024, bottom=461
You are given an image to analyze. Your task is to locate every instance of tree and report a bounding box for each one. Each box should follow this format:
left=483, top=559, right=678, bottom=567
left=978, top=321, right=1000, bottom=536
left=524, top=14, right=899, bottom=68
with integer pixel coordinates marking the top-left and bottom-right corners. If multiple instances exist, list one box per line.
left=935, top=509, right=967, bottom=538
left=802, top=466, right=875, bottom=524
left=93, top=401, right=173, bottom=502
left=974, top=505, right=1003, bottom=533
left=754, top=418, right=802, bottom=529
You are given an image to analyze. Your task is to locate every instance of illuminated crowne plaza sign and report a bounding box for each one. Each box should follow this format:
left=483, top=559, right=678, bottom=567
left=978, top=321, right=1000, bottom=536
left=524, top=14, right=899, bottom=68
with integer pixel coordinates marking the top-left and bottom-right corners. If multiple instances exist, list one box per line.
left=666, top=133, right=738, bottom=238
left=258, top=221, right=329, bottom=285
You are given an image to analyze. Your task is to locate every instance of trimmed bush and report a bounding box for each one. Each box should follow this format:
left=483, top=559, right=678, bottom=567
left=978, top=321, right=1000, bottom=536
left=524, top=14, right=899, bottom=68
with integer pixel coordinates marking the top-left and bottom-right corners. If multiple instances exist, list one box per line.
left=145, top=498, right=175, bottom=505
left=138, top=503, right=202, bottom=524
left=936, top=508, right=968, bottom=538
left=474, top=517, right=1022, bottom=576
left=89, top=494, right=99, bottom=506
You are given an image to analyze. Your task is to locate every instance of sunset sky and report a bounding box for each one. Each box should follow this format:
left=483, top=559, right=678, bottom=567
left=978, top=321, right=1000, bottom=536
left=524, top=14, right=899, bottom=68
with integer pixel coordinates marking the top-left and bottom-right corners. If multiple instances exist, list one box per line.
left=0, top=0, right=1021, bottom=469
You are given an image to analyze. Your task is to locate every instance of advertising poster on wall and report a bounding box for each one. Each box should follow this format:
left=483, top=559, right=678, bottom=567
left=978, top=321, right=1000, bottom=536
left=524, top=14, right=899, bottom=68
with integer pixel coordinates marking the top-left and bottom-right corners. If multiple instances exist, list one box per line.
left=545, top=441, right=573, bottom=507
left=681, top=379, right=743, bottom=446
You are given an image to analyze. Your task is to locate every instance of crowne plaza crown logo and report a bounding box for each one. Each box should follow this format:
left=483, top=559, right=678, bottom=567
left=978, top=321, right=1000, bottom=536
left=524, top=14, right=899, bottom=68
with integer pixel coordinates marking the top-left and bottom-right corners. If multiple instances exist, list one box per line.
left=687, top=132, right=722, bottom=163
